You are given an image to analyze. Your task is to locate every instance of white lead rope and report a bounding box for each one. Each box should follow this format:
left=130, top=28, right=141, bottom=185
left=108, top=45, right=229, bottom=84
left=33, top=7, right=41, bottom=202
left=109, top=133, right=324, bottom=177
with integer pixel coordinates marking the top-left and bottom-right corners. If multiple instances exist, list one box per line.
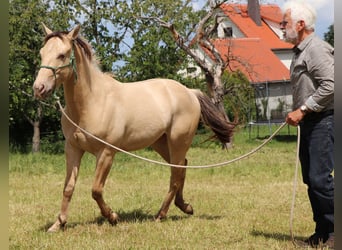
left=56, top=100, right=288, bottom=169
left=290, top=125, right=301, bottom=246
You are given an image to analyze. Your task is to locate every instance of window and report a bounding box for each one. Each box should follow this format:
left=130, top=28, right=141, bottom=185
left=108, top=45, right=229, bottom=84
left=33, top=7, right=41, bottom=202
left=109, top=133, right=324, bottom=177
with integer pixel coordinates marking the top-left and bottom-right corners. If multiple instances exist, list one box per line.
left=223, top=27, right=233, bottom=37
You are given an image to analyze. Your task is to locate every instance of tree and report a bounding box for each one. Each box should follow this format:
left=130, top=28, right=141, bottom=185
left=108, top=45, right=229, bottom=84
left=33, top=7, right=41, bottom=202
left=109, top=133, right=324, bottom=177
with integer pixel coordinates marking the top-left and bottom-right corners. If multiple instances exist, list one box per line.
left=221, top=70, right=253, bottom=124
left=150, top=3, right=229, bottom=105
left=9, top=0, right=61, bottom=152
left=324, top=24, right=334, bottom=46
left=118, top=0, right=200, bottom=81
left=52, top=0, right=131, bottom=72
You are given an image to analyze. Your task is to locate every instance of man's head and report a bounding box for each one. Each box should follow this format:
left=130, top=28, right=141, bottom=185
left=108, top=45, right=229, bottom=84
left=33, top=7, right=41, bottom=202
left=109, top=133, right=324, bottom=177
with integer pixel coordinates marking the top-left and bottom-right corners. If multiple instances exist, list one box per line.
left=280, top=1, right=316, bottom=45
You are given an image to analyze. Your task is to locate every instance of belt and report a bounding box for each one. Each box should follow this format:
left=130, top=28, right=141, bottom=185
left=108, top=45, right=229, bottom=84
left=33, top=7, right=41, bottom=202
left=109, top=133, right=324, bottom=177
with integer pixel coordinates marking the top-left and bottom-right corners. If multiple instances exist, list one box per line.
left=303, top=109, right=334, bottom=122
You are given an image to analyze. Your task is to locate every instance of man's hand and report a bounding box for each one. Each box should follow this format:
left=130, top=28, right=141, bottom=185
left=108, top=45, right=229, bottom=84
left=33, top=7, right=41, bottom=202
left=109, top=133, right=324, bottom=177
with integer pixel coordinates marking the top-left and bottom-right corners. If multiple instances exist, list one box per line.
left=286, top=108, right=305, bottom=126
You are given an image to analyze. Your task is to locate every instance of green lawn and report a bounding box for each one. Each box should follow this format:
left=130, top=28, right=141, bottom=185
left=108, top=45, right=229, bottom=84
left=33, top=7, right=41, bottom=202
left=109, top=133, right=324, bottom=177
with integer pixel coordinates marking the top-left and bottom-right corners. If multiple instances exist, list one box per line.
left=9, top=125, right=323, bottom=249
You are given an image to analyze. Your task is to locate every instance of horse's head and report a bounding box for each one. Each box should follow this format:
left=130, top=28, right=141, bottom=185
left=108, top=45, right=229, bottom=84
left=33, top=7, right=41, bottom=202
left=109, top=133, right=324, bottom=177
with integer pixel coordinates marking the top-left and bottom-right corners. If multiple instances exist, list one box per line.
left=33, top=23, right=80, bottom=99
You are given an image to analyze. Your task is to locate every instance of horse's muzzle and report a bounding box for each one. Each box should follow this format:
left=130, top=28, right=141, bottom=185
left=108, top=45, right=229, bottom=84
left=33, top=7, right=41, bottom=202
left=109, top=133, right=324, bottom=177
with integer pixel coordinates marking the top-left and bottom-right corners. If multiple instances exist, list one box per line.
left=33, top=82, right=53, bottom=99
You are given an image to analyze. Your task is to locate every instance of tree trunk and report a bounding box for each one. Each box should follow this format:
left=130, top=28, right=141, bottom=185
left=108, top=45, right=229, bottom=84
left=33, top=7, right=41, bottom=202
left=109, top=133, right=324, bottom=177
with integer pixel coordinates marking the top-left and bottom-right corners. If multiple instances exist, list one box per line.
left=32, top=121, right=40, bottom=153
left=205, top=69, right=233, bottom=148
left=27, top=104, right=42, bottom=153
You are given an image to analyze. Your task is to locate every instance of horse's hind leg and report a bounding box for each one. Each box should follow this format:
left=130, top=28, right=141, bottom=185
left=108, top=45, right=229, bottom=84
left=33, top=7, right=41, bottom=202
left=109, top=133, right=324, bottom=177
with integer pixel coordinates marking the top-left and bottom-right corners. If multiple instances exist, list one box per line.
left=48, top=142, right=84, bottom=232
left=92, top=148, right=118, bottom=225
left=152, top=136, right=193, bottom=221
left=174, top=159, right=193, bottom=215
left=155, top=165, right=193, bottom=221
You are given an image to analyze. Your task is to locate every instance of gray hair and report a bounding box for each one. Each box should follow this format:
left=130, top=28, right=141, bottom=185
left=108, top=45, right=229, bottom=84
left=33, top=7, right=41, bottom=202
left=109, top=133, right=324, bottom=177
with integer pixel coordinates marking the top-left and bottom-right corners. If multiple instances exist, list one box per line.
left=282, top=0, right=317, bottom=31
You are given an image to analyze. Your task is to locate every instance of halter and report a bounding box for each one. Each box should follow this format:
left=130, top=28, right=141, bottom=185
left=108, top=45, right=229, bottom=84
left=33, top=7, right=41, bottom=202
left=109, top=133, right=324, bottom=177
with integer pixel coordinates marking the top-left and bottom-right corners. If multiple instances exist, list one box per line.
left=39, top=43, right=78, bottom=82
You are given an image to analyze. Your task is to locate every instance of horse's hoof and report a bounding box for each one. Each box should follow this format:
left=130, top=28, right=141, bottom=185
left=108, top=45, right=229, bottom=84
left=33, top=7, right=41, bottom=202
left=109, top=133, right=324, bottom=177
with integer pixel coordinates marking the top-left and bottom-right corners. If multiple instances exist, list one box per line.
left=184, top=204, right=194, bottom=215
left=108, top=212, right=119, bottom=225
left=176, top=202, right=194, bottom=215
left=47, top=221, right=65, bottom=233
left=154, top=210, right=167, bottom=222
left=154, top=215, right=164, bottom=222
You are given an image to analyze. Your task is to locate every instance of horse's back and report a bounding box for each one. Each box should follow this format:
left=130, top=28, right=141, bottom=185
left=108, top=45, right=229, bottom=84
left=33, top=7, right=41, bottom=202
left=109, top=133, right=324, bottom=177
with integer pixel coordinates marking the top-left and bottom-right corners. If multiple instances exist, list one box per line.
left=121, top=78, right=200, bottom=115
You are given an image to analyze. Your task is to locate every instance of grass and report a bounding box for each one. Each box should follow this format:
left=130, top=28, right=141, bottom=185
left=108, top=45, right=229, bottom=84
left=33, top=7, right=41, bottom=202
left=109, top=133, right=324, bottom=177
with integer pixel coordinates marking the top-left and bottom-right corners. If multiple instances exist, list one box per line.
left=9, top=125, right=326, bottom=249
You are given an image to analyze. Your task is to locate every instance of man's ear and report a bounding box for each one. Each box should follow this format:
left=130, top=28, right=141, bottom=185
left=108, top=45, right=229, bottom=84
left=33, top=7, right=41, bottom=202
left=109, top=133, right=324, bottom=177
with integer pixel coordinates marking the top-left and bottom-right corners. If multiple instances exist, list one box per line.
left=298, top=20, right=306, bottom=31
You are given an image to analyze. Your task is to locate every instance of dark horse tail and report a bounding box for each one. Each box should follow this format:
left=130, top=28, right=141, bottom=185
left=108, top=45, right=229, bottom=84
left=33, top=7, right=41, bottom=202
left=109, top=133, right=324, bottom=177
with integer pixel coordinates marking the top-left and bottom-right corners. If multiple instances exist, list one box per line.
left=192, top=90, right=236, bottom=145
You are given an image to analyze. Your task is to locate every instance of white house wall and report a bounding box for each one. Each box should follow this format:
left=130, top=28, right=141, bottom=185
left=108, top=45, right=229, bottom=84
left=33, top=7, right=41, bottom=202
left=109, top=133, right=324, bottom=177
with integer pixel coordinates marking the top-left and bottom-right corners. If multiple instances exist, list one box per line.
left=264, top=19, right=284, bottom=39
left=177, top=49, right=213, bottom=79
left=273, top=49, right=293, bottom=69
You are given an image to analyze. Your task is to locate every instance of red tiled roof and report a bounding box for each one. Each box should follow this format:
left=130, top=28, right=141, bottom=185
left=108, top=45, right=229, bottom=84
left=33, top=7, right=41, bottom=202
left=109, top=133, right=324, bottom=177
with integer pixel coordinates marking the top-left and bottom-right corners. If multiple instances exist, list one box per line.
left=219, top=4, right=293, bottom=50
left=209, top=38, right=290, bottom=84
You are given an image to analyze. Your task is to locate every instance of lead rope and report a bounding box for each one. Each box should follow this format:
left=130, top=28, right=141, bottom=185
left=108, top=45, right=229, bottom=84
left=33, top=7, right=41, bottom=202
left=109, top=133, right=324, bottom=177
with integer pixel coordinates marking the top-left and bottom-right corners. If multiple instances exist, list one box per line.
left=290, top=125, right=301, bottom=247
left=55, top=99, right=288, bottom=169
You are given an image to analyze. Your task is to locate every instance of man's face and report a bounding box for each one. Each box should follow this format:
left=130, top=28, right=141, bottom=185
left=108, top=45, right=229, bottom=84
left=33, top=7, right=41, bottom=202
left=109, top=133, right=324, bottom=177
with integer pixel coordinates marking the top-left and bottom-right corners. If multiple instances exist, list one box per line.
left=280, top=10, right=299, bottom=45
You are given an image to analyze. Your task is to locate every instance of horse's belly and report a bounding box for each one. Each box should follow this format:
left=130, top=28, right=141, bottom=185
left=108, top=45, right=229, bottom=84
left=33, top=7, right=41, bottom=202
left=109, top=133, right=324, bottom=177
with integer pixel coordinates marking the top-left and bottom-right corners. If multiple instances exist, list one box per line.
left=67, top=126, right=163, bottom=154
left=119, top=127, right=164, bottom=151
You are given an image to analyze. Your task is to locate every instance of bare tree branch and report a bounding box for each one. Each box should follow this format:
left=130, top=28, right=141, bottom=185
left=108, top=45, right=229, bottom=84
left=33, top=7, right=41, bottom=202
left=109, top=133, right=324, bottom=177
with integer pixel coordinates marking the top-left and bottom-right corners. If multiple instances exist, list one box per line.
left=136, top=13, right=211, bottom=73
left=136, top=1, right=229, bottom=77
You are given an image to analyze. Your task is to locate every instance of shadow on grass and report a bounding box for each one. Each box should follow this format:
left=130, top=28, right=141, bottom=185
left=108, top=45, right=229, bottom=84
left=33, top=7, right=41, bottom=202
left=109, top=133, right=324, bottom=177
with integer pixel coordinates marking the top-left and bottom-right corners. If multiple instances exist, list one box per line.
left=41, top=208, right=201, bottom=232
left=198, top=214, right=222, bottom=220
left=255, top=135, right=298, bottom=142
left=274, top=135, right=298, bottom=142
left=250, top=229, right=306, bottom=242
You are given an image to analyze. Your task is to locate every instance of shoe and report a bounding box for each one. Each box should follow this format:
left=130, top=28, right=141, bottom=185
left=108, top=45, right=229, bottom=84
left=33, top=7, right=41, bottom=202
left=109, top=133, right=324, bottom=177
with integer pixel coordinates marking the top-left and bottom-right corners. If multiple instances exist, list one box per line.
left=302, top=233, right=334, bottom=249
left=324, top=235, right=334, bottom=249
left=304, top=233, right=326, bottom=247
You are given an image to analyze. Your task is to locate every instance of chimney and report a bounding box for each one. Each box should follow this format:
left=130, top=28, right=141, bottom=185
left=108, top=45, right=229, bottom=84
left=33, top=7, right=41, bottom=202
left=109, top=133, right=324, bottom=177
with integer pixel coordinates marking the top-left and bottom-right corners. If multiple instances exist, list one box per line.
left=248, top=0, right=262, bottom=26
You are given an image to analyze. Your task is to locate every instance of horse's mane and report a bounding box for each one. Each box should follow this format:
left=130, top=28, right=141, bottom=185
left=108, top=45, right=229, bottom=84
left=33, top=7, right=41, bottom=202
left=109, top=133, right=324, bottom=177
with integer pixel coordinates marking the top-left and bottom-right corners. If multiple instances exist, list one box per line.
left=44, top=31, right=93, bottom=62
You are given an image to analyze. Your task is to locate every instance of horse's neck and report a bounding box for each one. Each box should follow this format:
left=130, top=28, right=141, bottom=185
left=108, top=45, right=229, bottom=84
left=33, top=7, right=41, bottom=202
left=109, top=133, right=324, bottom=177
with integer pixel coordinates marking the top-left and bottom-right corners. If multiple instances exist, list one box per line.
left=63, top=52, right=120, bottom=118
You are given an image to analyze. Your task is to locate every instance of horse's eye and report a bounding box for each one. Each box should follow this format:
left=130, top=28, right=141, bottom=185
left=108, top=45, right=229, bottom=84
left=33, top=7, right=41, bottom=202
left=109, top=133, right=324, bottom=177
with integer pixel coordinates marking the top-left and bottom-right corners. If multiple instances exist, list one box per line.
left=58, top=54, right=66, bottom=60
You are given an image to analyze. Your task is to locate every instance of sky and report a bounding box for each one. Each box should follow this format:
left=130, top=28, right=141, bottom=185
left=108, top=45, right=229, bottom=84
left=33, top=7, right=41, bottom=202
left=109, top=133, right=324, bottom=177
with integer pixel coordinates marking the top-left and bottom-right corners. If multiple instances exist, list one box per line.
left=192, top=0, right=334, bottom=39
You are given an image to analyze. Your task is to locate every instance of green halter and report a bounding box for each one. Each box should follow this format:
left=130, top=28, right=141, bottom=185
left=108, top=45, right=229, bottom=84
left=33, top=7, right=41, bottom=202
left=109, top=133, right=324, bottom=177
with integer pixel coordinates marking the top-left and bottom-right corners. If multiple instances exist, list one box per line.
left=39, top=43, right=78, bottom=82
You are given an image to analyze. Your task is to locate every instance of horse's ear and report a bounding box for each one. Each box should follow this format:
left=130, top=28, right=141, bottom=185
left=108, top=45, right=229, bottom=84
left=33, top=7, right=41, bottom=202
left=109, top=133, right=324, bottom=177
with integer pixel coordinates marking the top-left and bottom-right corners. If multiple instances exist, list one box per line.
left=42, top=22, right=53, bottom=36
left=67, top=24, right=81, bottom=41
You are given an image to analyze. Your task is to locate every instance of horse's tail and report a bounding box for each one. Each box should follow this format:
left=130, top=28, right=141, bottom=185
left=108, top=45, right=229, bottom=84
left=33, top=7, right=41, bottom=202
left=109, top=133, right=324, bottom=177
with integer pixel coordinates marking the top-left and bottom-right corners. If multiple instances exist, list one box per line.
left=192, top=90, right=236, bottom=145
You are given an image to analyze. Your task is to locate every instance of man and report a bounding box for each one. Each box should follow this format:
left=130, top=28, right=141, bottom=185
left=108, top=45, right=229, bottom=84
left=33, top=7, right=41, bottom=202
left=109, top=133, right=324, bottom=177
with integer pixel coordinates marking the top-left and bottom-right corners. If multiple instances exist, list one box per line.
left=281, top=1, right=334, bottom=248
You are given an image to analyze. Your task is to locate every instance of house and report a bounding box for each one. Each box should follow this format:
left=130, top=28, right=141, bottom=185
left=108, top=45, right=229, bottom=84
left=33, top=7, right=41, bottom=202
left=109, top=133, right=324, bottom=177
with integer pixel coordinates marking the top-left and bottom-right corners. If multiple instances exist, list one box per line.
left=188, top=3, right=295, bottom=124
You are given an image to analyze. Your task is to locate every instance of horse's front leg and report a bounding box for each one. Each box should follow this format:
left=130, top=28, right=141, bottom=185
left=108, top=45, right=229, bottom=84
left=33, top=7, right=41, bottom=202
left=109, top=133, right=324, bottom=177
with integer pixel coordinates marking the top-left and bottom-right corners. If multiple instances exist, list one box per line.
left=92, top=148, right=118, bottom=225
left=47, top=142, right=84, bottom=232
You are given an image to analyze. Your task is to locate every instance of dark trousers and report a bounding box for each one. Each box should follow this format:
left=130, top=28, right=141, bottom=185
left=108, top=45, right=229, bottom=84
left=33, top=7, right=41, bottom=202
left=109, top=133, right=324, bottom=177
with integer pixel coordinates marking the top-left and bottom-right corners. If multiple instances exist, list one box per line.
left=299, top=111, right=334, bottom=236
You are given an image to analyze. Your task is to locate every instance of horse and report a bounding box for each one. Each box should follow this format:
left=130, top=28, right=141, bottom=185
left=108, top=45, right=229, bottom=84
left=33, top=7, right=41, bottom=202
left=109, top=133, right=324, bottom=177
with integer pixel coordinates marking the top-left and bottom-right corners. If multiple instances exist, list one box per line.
left=33, top=24, right=235, bottom=232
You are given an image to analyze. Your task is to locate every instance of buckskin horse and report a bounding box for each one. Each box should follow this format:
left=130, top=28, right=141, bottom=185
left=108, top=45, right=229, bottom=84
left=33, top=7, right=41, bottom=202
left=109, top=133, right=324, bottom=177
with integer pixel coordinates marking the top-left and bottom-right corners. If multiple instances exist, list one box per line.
left=33, top=24, right=235, bottom=232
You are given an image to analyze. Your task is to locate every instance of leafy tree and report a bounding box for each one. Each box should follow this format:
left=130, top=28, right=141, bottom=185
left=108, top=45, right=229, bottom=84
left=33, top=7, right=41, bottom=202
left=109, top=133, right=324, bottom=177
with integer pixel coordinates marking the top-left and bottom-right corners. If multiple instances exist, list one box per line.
left=118, top=0, right=199, bottom=81
left=324, top=24, right=334, bottom=46
left=51, top=0, right=132, bottom=72
left=10, top=0, right=49, bottom=152
left=221, top=71, right=254, bottom=124
left=9, top=0, right=73, bottom=152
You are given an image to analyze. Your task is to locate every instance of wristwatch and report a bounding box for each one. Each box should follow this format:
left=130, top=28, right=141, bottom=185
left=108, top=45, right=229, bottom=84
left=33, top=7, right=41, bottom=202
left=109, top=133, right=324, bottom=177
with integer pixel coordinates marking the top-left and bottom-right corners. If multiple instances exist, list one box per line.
left=300, top=105, right=309, bottom=114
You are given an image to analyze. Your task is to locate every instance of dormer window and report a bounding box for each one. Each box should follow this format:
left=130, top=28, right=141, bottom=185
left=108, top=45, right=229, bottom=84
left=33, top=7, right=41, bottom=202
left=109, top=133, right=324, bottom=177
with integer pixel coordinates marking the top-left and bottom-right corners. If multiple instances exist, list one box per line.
left=223, top=27, right=233, bottom=37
